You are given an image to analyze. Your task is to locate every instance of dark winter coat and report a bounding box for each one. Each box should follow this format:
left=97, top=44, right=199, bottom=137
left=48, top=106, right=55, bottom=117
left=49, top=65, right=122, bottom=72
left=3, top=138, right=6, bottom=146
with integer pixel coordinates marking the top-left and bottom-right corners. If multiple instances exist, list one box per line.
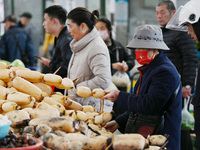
left=49, top=26, right=72, bottom=78
left=108, top=39, right=135, bottom=75
left=161, top=27, right=198, bottom=89
left=115, top=53, right=182, bottom=150
left=0, top=25, right=35, bottom=65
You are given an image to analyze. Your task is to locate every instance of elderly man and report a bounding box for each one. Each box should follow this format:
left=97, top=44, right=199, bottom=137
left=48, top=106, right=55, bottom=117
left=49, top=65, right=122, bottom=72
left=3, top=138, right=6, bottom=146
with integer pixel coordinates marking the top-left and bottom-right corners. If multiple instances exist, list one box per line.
left=166, top=0, right=200, bottom=149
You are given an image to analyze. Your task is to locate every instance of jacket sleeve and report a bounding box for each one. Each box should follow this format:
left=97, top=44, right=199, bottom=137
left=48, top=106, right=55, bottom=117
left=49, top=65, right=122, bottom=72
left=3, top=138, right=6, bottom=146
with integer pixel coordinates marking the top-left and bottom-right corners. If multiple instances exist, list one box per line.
left=116, top=70, right=180, bottom=114
left=0, top=35, right=7, bottom=60
left=49, top=38, right=72, bottom=77
left=176, top=32, right=198, bottom=88
left=26, top=36, right=35, bottom=65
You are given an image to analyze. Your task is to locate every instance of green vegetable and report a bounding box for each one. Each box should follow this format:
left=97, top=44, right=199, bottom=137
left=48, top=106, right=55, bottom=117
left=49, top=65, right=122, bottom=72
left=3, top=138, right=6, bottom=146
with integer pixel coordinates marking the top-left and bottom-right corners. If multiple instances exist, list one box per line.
left=0, top=60, right=11, bottom=65
left=11, top=59, right=25, bottom=68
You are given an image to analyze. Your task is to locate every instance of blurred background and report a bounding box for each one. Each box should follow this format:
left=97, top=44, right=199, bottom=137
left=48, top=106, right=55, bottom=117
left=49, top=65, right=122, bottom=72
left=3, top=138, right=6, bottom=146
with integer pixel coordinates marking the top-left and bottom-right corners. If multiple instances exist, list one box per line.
left=0, top=0, right=189, bottom=46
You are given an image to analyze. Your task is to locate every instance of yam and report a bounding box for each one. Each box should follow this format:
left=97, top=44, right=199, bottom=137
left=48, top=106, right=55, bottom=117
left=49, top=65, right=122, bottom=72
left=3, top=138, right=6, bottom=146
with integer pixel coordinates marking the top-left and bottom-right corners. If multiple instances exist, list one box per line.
left=92, top=88, right=106, bottom=98
left=7, top=91, right=33, bottom=105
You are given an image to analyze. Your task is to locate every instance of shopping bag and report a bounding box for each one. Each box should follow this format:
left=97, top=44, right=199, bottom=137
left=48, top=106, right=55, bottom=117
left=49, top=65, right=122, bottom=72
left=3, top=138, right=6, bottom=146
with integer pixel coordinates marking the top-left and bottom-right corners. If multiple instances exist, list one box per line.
left=112, top=71, right=131, bottom=87
left=181, top=97, right=194, bottom=130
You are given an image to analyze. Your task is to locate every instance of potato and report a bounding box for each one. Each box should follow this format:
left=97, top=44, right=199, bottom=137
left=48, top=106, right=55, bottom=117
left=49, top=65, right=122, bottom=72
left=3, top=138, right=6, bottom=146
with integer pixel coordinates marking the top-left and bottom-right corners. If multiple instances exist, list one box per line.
left=76, top=86, right=92, bottom=98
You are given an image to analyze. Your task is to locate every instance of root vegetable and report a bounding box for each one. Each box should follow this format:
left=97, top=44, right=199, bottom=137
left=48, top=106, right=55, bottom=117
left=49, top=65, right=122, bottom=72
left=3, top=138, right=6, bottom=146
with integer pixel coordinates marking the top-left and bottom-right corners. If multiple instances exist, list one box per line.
left=65, top=98, right=83, bottom=110
left=55, top=77, right=74, bottom=90
left=82, top=105, right=95, bottom=113
left=76, top=86, right=92, bottom=98
left=113, top=134, right=146, bottom=150
left=92, top=88, right=106, bottom=98
left=33, top=83, right=53, bottom=96
left=13, top=77, right=43, bottom=101
left=15, top=69, right=43, bottom=83
left=2, top=101, right=20, bottom=112
left=43, top=73, right=62, bottom=86
left=148, top=135, right=167, bottom=146
left=7, top=91, right=33, bottom=105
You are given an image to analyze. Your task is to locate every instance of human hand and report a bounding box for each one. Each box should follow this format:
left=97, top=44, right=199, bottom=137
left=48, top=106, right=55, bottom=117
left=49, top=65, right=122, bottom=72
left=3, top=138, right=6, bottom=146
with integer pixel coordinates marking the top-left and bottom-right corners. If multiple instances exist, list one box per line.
left=112, top=62, right=128, bottom=72
left=101, top=90, right=120, bottom=102
left=40, top=57, right=50, bottom=67
left=103, top=120, right=119, bottom=133
left=182, top=86, right=192, bottom=98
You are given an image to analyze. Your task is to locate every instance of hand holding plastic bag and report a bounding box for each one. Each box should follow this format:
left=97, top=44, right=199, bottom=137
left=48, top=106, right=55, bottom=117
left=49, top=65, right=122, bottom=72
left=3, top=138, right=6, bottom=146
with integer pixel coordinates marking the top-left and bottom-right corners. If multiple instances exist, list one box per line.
left=112, top=61, right=131, bottom=87
left=181, top=97, right=194, bottom=130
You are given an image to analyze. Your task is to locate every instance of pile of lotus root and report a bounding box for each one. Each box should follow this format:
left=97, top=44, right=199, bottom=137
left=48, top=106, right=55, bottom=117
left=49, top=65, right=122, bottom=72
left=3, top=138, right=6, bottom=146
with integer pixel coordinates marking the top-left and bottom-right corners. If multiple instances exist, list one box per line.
left=0, top=62, right=168, bottom=150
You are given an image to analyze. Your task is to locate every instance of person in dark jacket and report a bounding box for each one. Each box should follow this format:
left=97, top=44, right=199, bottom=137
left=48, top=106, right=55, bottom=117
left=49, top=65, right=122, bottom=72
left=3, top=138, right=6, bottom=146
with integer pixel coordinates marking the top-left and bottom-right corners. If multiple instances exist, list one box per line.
left=0, top=15, right=35, bottom=66
left=102, top=25, right=182, bottom=150
left=166, top=0, right=200, bottom=149
left=95, top=18, right=135, bottom=119
left=156, top=1, right=198, bottom=149
left=40, top=5, right=72, bottom=92
left=95, top=18, right=134, bottom=89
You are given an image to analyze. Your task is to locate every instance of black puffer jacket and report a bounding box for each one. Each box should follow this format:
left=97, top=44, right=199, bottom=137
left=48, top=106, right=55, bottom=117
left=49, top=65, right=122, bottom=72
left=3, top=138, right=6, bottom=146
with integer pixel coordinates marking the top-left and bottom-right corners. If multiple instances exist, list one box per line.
left=161, top=27, right=198, bottom=89
left=108, top=38, right=135, bottom=75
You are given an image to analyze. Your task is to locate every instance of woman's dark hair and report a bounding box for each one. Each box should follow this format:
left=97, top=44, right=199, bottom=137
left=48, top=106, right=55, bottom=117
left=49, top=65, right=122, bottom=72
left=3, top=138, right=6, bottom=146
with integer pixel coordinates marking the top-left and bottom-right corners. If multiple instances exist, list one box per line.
left=98, top=18, right=112, bottom=38
left=44, top=5, right=67, bottom=25
left=98, top=18, right=112, bottom=32
left=67, top=7, right=99, bottom=31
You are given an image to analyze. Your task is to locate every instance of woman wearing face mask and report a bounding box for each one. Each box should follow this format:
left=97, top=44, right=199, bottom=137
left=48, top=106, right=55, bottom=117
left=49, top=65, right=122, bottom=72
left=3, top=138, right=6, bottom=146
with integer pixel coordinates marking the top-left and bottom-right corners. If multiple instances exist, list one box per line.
left=95, top=18, right=135, bottom=119
left=66, top=7, right=115, bottom=112
left=101, top=25, right=182, bottom=150
left=95, top=18, right=135, bottom=92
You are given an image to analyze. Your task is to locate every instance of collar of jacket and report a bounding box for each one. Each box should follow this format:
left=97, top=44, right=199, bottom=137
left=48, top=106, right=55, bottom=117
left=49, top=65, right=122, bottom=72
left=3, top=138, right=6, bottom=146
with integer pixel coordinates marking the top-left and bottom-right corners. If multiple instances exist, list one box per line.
left=70, top=27, right=99, bottom=53
left=57, top=26, right=68, bottom=39
left=137, top=52, right=165, bottom=74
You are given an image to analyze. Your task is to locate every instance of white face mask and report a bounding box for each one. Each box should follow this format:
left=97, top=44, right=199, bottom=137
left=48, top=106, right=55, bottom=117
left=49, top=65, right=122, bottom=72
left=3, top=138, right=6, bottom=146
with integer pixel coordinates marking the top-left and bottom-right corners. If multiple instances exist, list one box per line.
left=98, top=30, right=109, bottom=41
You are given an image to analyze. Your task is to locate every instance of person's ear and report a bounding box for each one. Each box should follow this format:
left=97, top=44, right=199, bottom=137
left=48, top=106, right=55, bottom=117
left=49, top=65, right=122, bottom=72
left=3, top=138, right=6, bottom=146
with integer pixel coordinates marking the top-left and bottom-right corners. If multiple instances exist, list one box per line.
left=172, top=10, right=176, bottom=16
left=80, top=22, right=88, bottom=33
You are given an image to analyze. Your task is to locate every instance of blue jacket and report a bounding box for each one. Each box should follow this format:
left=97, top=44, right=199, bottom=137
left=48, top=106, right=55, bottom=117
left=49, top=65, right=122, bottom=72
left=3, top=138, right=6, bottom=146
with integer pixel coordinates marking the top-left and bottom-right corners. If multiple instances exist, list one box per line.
left=0, top=25, right=35, bottom=65
left=115, top=52, right=182, bottom=150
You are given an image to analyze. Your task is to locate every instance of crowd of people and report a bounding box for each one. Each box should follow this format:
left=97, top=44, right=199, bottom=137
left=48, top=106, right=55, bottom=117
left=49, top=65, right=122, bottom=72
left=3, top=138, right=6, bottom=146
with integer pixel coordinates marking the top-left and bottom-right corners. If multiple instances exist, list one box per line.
left=0, top=0, right=200, bottom=149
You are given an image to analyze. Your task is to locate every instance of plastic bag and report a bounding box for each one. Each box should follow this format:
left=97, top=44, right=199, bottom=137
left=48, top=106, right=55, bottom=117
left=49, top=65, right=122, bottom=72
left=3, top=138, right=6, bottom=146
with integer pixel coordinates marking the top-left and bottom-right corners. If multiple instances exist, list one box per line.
left=112, top=71, right=131, bottom=87
left=181, top=97, right=194, bottom=130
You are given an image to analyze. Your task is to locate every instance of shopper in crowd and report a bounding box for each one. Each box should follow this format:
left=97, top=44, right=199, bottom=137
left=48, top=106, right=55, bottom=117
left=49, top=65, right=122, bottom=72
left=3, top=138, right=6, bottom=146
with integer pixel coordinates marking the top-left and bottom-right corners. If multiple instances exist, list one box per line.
left=19, top=12, right=43, bottom=59
left=156, top=1, right=198, bottom=149
left=0, top=15, right=35, bottom=66
left=95, top=18, right=135, bottom=118
left=102, top=25, right=182, bottom=150
left=39, top=5, right=72, bottom=81
left=166, top=0, right=200, bottom=149
left=67, top=7, right=114, bottom=112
